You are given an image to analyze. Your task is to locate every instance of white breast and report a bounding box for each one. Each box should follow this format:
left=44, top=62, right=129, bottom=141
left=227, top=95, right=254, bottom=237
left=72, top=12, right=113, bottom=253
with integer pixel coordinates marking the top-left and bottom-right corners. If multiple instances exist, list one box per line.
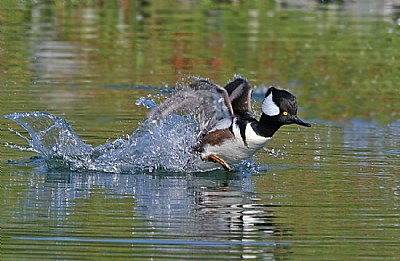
left=202, top=121, right=270, bottom=165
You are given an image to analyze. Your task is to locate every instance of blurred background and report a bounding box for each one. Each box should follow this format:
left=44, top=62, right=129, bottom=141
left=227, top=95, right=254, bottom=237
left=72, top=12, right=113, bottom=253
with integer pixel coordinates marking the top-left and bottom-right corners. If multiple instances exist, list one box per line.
left=1, top=0, right=399, bottom=131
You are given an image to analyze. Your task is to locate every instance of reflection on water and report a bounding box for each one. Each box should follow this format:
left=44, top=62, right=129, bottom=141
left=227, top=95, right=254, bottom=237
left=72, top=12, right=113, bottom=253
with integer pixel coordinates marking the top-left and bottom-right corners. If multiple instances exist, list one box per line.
left=343, top=120, right=400, bottom=169
left=278, top=0, right=400, bottom=16
left=4, top=170, right=287, bottom=259
left=30, top=7, right=89, bottom=83
left=3, top=119, right=399, bottom=259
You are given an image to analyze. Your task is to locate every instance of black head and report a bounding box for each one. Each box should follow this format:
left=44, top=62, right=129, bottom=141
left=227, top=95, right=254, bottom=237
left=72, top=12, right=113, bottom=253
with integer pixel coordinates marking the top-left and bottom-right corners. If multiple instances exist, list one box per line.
left=261, top=86, right=311, bottom=127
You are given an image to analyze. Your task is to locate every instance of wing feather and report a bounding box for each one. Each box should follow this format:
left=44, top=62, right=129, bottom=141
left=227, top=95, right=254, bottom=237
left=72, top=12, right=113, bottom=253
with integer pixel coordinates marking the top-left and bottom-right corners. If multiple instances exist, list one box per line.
left=224, top=77, right=253, bottom=113
left=148, top=79, right=234, bottom=134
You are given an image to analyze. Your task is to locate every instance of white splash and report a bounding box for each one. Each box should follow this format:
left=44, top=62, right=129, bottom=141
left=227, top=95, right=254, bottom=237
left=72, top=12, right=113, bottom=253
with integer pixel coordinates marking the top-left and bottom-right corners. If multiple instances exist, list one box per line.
left=4, top=107, right=202, bottom=173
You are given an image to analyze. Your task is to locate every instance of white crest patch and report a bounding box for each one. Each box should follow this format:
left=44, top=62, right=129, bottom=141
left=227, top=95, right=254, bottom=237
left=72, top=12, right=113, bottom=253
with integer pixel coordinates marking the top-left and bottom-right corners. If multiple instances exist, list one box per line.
left=262, top=93, right=280, bottom=116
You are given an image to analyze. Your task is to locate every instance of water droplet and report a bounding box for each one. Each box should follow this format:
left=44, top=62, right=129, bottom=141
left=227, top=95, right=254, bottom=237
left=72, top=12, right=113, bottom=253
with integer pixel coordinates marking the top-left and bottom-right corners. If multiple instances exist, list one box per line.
left=135, top=96, right=157, bottom=109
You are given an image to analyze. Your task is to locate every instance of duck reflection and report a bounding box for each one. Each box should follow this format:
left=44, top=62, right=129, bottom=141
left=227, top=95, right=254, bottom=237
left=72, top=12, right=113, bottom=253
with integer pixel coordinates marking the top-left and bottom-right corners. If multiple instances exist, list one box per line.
left=191, top=181, right=275, bottom=239
left=9, top=169, right=290, bottom=259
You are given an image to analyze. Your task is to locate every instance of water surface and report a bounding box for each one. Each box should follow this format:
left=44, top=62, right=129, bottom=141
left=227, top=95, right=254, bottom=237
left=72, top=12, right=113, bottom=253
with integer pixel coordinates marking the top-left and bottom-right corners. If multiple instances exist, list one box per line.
left=1, top=1, right=399, bottom=260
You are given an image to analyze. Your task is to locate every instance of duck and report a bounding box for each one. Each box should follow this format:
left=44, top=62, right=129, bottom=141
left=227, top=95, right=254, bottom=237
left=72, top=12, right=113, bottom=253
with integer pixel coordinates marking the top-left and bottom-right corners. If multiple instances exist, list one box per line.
left=149, top=76, right=311, bottom=171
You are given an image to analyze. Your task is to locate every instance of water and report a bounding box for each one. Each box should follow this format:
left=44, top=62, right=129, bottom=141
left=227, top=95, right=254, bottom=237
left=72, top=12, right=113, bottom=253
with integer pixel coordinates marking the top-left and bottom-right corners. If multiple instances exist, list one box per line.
left=4, top=89, right=238, bottom=173
left=4, top=107, right=201, bottom=173
left=1, top=1, right=399, bottom=260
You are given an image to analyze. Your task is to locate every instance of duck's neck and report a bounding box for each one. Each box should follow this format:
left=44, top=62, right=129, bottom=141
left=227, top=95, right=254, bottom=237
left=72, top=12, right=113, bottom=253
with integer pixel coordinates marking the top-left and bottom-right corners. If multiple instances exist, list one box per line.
left=253, top=113, right=283, bottom=138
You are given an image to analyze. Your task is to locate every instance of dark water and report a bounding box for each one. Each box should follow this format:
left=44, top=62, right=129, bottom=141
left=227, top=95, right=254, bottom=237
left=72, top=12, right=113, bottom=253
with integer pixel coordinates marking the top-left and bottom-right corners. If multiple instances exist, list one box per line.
left=1, top=1, right=399, bottom=260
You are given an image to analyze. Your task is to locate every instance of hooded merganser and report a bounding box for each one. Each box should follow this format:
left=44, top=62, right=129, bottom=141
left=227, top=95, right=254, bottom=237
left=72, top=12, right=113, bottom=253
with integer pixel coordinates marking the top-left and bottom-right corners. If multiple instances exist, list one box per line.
left=150, top=77, right=311, bottom=171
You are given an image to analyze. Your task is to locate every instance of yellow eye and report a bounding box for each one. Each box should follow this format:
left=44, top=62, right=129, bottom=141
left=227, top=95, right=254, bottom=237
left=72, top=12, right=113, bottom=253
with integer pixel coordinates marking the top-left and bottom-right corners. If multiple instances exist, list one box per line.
left=283, top=111, right=288, bottom=116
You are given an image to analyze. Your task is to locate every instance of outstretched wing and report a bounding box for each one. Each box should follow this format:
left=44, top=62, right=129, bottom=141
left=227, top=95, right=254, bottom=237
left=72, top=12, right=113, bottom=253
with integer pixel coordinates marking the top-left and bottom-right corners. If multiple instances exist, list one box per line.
left=148, top=79, right=234, bottom=135
left=224, top=77, right=253, bottom=114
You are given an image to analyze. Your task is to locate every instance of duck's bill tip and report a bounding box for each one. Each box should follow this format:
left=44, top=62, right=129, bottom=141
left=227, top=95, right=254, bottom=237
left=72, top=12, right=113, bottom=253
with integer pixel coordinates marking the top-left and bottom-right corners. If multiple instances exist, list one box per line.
left=293, top=116, right=311, bottom=127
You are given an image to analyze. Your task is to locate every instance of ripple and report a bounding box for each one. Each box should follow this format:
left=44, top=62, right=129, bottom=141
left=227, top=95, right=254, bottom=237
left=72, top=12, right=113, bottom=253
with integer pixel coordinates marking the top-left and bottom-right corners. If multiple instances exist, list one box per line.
left=14, top=236, right=285, bottom=247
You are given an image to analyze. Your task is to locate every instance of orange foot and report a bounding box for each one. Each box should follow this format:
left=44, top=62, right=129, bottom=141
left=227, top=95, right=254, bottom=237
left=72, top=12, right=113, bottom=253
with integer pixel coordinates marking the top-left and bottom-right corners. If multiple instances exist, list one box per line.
left=202, top=154, right=233, bottom=172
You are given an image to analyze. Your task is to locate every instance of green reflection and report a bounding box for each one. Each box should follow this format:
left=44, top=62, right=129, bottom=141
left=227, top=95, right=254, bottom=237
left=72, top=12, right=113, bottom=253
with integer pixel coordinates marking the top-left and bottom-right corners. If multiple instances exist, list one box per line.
left=1, top=0, right=399, bottom=124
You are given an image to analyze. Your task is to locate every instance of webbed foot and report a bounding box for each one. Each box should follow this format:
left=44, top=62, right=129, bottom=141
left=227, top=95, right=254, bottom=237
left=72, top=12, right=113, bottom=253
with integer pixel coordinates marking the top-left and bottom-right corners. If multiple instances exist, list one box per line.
left=202, top=154, right=233, bottom=172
